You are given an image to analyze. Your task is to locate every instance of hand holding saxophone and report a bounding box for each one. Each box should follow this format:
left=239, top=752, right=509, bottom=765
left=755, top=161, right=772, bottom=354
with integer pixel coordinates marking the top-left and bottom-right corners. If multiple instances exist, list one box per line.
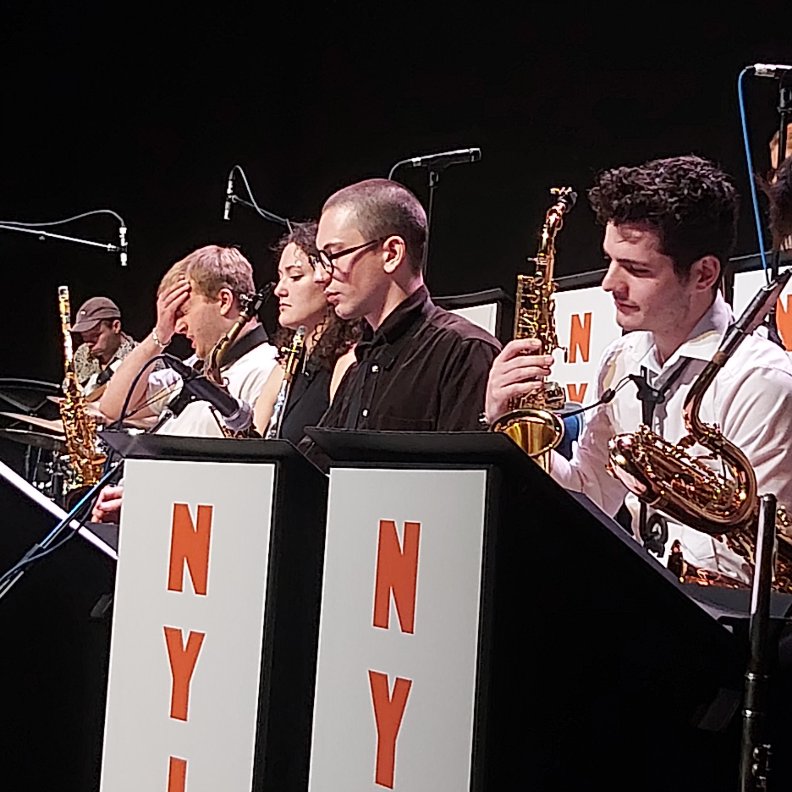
left=484, top=339, right=555, bottom=424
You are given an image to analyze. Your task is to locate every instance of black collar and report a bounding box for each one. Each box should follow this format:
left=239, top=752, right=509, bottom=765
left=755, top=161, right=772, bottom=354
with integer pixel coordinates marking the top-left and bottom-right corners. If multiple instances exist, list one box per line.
left=355, top=286, right=432, bottom=362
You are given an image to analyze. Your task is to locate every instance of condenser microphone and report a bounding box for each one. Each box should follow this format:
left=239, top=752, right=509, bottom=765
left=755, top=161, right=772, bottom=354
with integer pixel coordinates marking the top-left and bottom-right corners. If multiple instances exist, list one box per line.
left=163, top=354, right=253, bottom=432
left=749, top=63, right=792, bottom=78
left=118, top=224, right=128, bottom=267
left=407, top=148, right=482, bottom=169
left=223, top=169, right=235, bottom=221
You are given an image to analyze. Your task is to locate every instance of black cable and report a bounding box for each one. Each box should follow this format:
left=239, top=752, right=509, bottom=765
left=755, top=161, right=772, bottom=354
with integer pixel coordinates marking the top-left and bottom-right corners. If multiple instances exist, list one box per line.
left=104, top=354, right=171, bottom=431
left=388, top=158, right=413, bottom=180
left=0, top=461, right=123, bottom=601
left=560, top=373, right=637, bottom=418
left=227, top=165, right=291, bottom=229
left=0, top=208, right=125, bottom=227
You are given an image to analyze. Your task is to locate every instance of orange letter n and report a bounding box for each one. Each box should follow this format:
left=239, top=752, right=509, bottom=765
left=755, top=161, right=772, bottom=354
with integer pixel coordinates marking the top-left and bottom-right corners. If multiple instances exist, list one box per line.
left=777, top=295, right=792, bottom=351
left=568, top=312, right=592, bottom=363
left=372, top=520, right=420, bottom=634
left=168, top=503, right=213, bottom=595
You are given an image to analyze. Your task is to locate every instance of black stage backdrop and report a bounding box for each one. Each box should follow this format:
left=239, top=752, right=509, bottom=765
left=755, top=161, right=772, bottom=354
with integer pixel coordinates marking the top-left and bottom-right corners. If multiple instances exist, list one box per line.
left=1, top=4, right=790, bottom=382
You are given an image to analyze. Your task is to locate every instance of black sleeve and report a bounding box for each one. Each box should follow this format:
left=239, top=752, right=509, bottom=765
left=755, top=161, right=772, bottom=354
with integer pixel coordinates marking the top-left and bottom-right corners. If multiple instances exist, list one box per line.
left=436, top=337, right=501, bottom=431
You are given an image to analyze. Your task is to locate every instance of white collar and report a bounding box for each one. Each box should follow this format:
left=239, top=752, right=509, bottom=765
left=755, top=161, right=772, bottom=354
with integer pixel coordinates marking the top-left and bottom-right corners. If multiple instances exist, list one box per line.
left=628, top=292, right=734, bottom=376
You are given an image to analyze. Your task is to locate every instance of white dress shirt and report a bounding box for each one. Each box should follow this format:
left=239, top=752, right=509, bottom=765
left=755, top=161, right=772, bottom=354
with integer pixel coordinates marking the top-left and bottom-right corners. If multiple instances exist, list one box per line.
left=146, top=342, right=277, bottom=437
left=551, top=292, right=792, bottom=585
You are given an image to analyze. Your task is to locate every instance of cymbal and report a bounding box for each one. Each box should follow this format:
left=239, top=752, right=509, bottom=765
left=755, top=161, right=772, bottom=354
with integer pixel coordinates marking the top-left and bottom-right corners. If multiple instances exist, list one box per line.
left=46, top=396, right=105, bottom=419
left=2, top=404, right=155, bottom=433
left=0, top=411, right=65, bottom=434
left=0, top=427, right=65, bottom=452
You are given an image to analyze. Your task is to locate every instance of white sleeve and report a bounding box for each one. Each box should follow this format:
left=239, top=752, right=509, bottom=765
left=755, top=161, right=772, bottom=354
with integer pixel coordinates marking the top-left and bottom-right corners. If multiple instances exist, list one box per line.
left=145, top=367, right=182, bottom=416
left=719, top=363, right=792, bottom=537
left=550, top=343, right=629, bottom=517
left=232, top=349, right=279, bottom=406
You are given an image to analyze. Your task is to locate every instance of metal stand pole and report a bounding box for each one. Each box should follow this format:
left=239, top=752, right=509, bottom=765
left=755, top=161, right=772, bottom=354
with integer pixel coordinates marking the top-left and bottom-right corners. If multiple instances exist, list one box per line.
left=739, top=493, right=777, bottom=792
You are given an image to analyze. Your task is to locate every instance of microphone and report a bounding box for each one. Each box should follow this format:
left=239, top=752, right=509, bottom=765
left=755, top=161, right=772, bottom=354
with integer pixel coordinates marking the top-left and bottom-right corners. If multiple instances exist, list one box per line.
left=223, top=169, right=235, bottom=221
left=163, top=354, right=253, bottom=432
left=406, top=147, right=482, bottom=170
left=749, top=63, right=792, bottom=78
left=118, top=224, right=128, bottom=267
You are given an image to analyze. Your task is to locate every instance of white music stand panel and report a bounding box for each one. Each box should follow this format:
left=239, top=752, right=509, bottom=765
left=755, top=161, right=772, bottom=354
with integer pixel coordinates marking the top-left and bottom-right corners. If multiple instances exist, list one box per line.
left=309, top=467, right=488, bottom=792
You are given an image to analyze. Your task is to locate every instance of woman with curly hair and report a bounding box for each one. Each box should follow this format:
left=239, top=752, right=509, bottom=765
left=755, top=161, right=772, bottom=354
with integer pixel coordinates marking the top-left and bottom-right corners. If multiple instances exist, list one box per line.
left=254, top=220, right=362, bottom=443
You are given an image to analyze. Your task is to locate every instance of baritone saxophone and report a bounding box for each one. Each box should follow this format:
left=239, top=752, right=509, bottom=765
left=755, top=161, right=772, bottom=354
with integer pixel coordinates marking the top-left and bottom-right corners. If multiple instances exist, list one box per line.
left=490, top=186, right=577, bottom=472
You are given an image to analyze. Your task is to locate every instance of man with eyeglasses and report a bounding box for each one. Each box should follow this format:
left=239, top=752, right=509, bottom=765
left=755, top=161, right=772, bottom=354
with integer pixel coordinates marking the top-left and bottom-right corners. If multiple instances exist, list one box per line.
left=298, top=177, right=501, bottom=465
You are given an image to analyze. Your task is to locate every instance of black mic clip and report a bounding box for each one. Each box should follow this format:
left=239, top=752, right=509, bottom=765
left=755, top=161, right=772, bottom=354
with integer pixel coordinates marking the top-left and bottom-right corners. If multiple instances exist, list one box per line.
left=629, top=372, right=664, bottom=406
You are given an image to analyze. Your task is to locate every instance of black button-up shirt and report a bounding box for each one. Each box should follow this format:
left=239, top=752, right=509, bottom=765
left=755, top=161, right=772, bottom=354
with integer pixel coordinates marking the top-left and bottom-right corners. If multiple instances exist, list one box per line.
left=298, top=286, right=502, bottom=464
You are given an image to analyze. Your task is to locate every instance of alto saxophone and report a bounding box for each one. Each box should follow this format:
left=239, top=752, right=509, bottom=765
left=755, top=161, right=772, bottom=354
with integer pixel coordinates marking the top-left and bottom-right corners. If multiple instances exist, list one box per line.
left=607, top=270, right=792, bottom=591
left=204, top=284, right=272, bottom=438
left=491, top=186, right=577, bottom=472
left=57, top=285, right=106, bottom=491
left=265, top=325, right=307, bottom=440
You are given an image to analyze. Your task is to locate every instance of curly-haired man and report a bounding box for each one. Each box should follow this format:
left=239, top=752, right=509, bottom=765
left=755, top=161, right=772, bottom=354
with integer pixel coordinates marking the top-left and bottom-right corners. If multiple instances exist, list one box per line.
left=484, top=154, right=792, bottom=588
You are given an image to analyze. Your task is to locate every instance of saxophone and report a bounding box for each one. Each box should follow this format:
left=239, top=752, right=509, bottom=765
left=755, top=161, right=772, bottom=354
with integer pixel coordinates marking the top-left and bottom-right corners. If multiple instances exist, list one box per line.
left=204, top=284, right=272, bottom=438
left=57, top=285, right=107, bottom=490
left=607, top=270, right=792, bottom=591
left=490, top=186, right=577, bottom=472
left=265, top=325, right=307, bottom=440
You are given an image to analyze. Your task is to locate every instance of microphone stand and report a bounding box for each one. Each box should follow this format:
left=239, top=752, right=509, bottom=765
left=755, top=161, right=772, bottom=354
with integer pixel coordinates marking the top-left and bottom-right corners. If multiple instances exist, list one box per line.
left=422, top=167, right=441, bottom=280
left=0, top=207, right=128, bottom=266
left=222, top=165, right=291, bottom=229
left=739, top=493, right=778, bottom=792
left=0, top=223, right=121, bottom=254
left=0, top=460, right=123, bottom=603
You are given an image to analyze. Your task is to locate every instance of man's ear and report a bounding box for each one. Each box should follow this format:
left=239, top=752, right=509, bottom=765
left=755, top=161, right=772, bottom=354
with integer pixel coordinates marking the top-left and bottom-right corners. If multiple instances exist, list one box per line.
left=381, top=235, right=407, bottom=275
left=690, top=255, right=721, bottom=292
left=217, top=287, right=235, bottom=316
left=110, top=319, right=122, bottom=334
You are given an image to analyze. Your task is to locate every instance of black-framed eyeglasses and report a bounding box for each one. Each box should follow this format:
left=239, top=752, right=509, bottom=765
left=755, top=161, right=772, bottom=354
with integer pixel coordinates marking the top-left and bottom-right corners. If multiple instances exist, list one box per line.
left=315, top=237, right=386, bottom=276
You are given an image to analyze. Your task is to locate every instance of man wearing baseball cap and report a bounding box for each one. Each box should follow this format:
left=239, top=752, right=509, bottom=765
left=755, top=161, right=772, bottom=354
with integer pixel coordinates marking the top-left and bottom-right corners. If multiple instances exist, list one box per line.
left=71, top=295, right=137, bottom=398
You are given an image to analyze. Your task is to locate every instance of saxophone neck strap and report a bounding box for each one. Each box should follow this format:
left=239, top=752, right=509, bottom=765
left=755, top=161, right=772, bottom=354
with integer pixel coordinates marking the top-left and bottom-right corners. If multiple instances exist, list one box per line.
left=211, top=324, right=269, bottom=372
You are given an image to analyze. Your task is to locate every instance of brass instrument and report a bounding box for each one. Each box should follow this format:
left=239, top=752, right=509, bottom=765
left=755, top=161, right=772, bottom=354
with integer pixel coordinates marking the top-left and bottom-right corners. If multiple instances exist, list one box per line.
left=57, top=285, right=106, bottom=491
left=265, top=325, right=307, bottom=440
left=204, top=285, right=272, bottom=438
left=607, top=270, right=792, bottom=591
left=491, top=186, right=577, bottom=471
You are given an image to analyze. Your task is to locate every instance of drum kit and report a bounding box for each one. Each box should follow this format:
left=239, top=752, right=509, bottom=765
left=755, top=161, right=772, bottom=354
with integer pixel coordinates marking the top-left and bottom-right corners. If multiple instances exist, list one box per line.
left=0, top=394, right=152, bottom=507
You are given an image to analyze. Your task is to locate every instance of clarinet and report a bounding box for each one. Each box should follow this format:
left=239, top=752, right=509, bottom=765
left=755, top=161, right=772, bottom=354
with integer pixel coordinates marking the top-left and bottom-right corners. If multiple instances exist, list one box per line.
left=265, top=325, right=307, bottom=440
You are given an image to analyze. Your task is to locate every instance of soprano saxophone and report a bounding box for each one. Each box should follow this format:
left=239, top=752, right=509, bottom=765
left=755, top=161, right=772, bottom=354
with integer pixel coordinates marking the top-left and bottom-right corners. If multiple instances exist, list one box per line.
left=607, top=270, right=792, bottom=591
left=57, top=285, right=106, bottom=491
left=265, top=325, right=306, bottom=440
left=491, top=186, right=577, bottom=472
